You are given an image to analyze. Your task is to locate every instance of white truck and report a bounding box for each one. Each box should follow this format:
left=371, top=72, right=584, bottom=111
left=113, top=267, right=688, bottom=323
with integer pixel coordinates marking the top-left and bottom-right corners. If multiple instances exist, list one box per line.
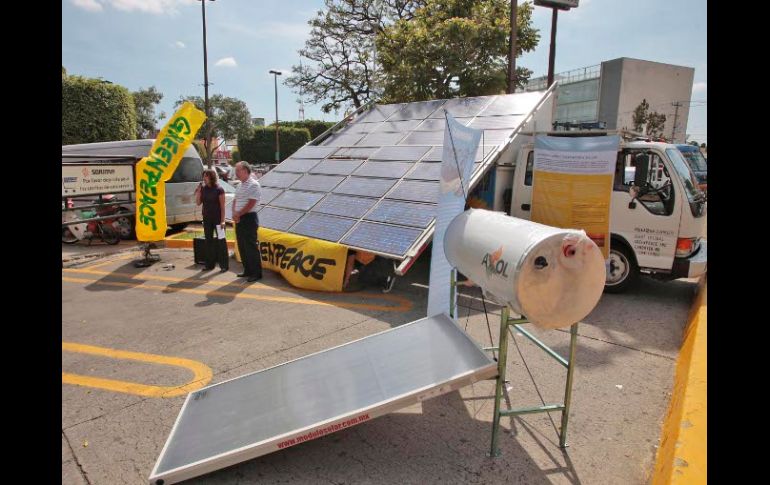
left=485, top=131, right=707, bottom=292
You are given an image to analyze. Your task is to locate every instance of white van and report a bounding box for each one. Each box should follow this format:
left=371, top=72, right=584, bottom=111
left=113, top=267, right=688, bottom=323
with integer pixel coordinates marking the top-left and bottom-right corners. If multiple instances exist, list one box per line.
left=62, top=139, right=233, bottom=232
left=507, top=134, right=707, bottom=292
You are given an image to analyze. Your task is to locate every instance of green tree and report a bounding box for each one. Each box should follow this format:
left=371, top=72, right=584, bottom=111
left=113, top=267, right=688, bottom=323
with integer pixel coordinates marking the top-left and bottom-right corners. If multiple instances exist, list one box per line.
left=273, top=119, right=336, bottom=139
left=286, top=1, right=425, bottom=114
left=62, top=75, right=137, bottom=145
left=175, top=94, right=251, bottom=166
left=646, top=112, right=667, bottom=138
left=238, top=126, right=311, bottom=163
left=632, top=99, right=650, bottom=133
left=132, top=86, right=164, bottom=139
left=62, top=66, right=67, bottom=78
left=376, top=0, right=539, bottom=102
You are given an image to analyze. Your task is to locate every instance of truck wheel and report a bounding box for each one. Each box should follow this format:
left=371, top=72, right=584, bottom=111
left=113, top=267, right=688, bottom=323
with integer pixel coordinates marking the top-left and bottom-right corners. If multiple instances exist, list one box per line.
left=169, top=223, right=188, bottom=232
left=604, top=244, right=639, bottom=293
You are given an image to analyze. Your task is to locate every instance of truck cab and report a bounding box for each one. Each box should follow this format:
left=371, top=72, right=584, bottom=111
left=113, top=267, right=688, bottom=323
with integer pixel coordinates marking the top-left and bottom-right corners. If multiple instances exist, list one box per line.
left=507, top=132, right=707, bottom=292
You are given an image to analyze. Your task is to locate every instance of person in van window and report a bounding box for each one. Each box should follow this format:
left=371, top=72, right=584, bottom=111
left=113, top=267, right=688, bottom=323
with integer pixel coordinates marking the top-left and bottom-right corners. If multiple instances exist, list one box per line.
left=194, top=168, right=229, bottom=272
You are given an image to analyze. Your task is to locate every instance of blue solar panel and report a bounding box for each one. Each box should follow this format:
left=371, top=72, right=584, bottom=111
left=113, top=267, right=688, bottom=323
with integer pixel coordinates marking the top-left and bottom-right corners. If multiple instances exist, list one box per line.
left=274, top=158, right=322, bottom=173
left=399, top=131, right=445, bottom=146
left=353, top=161, right=414, bottom=178
left=257, top=207, right=304, bottom=231
left=322, top=133, right=365, bottom=147
left=309, top=159, right=364, bottom=175
left=405, top=162, right=441, bottom=181
left=373, top=120, right=422, bottom=133
left=357, top=132, right=407, bottom=146
left=388, top=99, right=447, bottom=121
left=311, top=194, right=378, bottom=219
left=354, top=104, right=404, bottom=123
left=370, top=146, right=431, bottom=161
left=468, top=115, right=526, bottom=130
left=333, top=177, right=398, bottom=197
left=386, top=180, right=439, bottom=204
left=429, top=96, right=494, bottom=118
left=341, top=222, right=423, bottom=257
left=291, top=146, right=338, bottom=159
left=270, top=190, right=325, bottom=211
left=258, top=171, right=302, bottom=188
left=365, top=200, right=436, bottom=228
left=289, top=213, right=357, bottom=242
left=290, top=174, right=344, bottom=192
left=331, top=147, right=380, bottom=159
left=258, top=187, right=283, bottom=205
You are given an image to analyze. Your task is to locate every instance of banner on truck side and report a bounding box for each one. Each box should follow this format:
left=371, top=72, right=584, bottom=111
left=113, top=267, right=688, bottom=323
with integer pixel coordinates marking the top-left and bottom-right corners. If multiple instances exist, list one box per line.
left=234, top=226, right=348, bottom=292
left=532, top=135, right=619, bottom=259
left=135, top=102, right=206, bottom=242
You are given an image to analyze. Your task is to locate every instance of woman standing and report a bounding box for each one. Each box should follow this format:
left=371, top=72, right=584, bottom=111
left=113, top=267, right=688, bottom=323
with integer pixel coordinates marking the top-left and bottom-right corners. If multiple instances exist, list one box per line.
left=194, top=168, right=229, bottom=272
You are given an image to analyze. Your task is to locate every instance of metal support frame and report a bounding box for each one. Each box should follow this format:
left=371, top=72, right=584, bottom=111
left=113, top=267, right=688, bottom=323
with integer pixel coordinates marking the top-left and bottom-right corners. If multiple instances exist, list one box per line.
left=449, top=270, right=578, bottom=455
left=488, top=306, right=578, bottom=455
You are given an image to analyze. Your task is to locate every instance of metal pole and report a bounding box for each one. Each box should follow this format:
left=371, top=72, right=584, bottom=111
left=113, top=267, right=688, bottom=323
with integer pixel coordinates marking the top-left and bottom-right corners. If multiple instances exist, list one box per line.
left=671, top=102, right=681, bottom=143
left=507, top=0, right=518, bottom=94
left=449, top=268, right=457, bottom=319
left=201, top=0, right=212, bottom=167
left=274, top=73, right=280, bottom=163
left=489, top=306, right=510, bottom=457
left=547, top=7, right=558, bottom=88
left=559, top=322, right=579, bottom=448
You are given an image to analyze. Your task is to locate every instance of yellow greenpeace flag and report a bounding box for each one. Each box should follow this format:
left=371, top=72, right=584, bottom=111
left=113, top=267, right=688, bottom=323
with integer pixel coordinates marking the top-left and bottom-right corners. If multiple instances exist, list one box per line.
left=234, top=226, right=348, bottom=292
left=135, top=102, right=206, bottom=241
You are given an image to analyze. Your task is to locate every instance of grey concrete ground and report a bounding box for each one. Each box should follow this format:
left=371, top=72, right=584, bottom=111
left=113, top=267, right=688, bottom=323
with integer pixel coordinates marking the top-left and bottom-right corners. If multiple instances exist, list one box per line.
left=62, top=249, right=696, bottom=485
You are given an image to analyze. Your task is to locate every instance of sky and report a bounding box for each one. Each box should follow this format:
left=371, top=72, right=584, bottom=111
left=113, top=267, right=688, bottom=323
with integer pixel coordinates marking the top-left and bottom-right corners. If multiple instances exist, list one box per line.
left=62, top=0, right=707, bottom=143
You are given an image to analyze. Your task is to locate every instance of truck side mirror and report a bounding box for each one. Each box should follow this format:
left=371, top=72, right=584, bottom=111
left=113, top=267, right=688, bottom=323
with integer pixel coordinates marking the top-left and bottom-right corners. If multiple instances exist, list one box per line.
left=633, top=154, right=649, bottom=188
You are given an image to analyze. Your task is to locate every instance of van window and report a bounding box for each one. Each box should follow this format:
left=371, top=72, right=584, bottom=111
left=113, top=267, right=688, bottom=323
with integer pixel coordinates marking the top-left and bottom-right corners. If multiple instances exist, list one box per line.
left=524, top=151, right=534, bottom=186
left=615, top=150, right=675, bottom=216
left=169, top=157, right=203, bottom=183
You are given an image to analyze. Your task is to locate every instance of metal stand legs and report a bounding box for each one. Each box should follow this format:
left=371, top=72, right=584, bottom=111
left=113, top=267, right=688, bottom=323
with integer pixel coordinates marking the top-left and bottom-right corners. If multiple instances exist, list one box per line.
left=489, top=308, right=578, bottom=456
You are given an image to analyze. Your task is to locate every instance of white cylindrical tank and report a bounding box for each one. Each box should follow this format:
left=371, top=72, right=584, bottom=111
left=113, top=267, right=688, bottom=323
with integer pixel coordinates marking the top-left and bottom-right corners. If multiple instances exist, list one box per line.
left=444, top=209, right=606, bottom=329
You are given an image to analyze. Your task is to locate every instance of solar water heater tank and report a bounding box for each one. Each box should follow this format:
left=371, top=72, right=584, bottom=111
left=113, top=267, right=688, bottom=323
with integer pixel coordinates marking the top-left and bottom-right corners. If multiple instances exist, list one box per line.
left=444, top=209, right=606, bottom=329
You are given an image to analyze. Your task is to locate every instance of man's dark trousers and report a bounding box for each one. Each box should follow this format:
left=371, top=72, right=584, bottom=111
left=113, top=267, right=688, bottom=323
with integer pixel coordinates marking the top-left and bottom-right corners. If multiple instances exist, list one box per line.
left=203, top=221, right=229, bottom=270
left=235, top=212, right=262, bottom=278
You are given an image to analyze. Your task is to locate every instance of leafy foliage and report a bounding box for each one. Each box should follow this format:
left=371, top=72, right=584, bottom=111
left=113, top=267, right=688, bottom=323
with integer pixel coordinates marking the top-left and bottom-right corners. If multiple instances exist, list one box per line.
left=62, top=75, right=137, bottom=145
left=376, top=0, right=538, bottom=102
left=132, top=86, right=164, bottom=139
left=632, top=99, right=649, bottom=133
left=286, top=1, right=425, bottom=114
left=273, top=119, right=336, bottom=139
left=175, top=94, right=252, bottom=164
left=632, top=98, right=667, bottom=138
left=237, top=126, right=312, bottom=163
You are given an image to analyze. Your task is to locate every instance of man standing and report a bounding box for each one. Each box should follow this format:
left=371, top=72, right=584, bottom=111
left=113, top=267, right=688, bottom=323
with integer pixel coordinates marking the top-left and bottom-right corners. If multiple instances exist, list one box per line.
left=232, top=161, right=263, bottom=282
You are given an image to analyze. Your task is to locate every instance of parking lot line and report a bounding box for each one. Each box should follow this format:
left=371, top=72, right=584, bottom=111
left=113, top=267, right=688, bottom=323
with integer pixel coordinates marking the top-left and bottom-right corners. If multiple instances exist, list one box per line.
left=64, top=267, right=411, bottom=306
left=62, top=341, right=213, bottom=398
left=62, top=275, right=412, bottom=312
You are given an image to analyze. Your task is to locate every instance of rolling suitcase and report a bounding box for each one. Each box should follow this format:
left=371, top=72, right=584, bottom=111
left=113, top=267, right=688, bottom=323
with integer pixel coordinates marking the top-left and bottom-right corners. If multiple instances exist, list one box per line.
left=193, top=235, right=230, bottom=268
left=193, top=237, right=207, bottom=265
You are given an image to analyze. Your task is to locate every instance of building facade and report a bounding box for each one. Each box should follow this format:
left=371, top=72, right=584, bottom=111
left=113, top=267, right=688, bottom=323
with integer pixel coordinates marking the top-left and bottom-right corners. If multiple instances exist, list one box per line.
left=522, top=58, right=695, bottom=143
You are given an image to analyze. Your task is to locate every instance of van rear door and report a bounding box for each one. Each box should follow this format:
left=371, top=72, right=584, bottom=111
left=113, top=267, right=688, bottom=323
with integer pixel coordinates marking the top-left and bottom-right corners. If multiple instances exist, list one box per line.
left=165, top=149, right=204, bottom=224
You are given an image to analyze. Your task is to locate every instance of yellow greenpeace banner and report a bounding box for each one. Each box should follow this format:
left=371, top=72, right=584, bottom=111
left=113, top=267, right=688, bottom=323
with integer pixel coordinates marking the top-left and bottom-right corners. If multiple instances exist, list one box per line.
left=234, top=226, right=348, bottom=292
left=135, top=102, right=206, bottom=241
left=532, top=135, right=620, bottom=259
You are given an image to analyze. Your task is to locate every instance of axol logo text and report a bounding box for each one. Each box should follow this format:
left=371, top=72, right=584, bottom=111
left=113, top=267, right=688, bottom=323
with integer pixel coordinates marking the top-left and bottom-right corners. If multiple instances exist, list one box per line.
left=481, top=246, right=510, bottom=278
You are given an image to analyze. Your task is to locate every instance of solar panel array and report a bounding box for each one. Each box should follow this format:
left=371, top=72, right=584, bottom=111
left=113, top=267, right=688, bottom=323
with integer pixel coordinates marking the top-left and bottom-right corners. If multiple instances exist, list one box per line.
left=255, top=91, right=545, bottom=258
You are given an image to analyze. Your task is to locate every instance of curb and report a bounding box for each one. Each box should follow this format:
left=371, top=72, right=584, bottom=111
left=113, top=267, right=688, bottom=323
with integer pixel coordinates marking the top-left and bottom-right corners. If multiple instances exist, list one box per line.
left=651, top=275, right=707, bottom=484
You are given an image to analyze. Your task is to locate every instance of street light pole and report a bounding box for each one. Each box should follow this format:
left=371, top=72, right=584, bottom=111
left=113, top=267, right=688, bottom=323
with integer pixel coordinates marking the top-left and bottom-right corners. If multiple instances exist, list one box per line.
left=547, top=7, right=558, bottom=88
left=269, top=70, right=283, bottom=163
left=507, top=0, right=518, bottom=94
left=200, top=0, right=215, bottom=167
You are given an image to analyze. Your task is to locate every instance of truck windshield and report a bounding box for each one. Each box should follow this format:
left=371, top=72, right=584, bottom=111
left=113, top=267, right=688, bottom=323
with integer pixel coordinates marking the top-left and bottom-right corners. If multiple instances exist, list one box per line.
left=665, top=148, right=706, bottom=217
left=679, top=149, right=707, bottom=171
